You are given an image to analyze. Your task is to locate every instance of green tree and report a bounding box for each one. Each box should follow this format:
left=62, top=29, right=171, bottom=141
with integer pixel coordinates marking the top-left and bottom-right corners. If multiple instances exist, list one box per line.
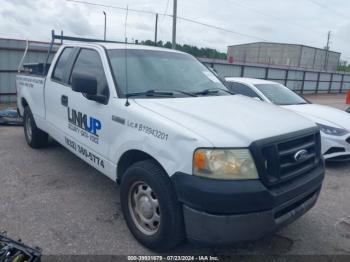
left=337, top=60, right=350, bottom=72
left=140, top=40, right=227, bottom=60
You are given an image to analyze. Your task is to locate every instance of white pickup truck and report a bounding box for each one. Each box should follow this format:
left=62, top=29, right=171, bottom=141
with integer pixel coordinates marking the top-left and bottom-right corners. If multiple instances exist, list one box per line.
left=16, top=34, right=325, bottom=251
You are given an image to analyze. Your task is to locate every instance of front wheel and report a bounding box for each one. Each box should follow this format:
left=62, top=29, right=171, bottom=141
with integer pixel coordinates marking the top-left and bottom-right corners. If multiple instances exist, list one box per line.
left=23, top=106, right=48, bottom=148
left=120, top=160, right=185, bottom=252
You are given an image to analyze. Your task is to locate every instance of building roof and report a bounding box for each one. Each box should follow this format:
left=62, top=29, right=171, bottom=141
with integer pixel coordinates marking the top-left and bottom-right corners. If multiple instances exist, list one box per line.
left=0, top=37, right=60, bottom=52
left=228, top=42, right=341, bottom=55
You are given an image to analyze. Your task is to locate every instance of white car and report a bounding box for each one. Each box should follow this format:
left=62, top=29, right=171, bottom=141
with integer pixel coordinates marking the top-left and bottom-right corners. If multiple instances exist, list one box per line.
left=225, top=77, right=350, bottom=161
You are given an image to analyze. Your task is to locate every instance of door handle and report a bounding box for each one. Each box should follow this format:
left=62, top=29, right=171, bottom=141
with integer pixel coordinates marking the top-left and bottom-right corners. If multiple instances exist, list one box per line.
left=61, top=95, right=68, bottom=107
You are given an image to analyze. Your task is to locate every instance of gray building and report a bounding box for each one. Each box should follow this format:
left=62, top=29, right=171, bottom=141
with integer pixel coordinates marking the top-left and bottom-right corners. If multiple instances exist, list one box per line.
left=227, top=42, right=341, bottom=71
left=0, top=38, right=58, bottom=103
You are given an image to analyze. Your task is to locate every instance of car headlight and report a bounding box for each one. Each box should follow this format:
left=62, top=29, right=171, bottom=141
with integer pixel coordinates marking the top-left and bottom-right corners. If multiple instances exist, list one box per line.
left=193, top=149, right=259, bottom=180
left=316, top=123, right=349, bottom=136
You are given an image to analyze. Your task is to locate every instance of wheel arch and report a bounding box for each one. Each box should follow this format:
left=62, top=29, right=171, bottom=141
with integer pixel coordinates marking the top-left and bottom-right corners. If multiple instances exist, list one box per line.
left=21, top=97, right=28, bottom=108
left=18, top=97, right=29, bottom=117
left=116, top=149, right=167, bottom=184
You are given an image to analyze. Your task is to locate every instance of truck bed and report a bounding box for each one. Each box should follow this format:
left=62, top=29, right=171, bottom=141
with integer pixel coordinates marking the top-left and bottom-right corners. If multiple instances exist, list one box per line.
left=16, top=74, right=46, bottom=122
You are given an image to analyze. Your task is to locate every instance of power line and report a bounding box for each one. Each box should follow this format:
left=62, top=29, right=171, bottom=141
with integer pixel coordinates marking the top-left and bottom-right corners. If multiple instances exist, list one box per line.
left=173, top=16, right=266, bottom=41
left=304, top=0, right=349, bottom=44
left=306, top=0, right=347, bottom=19
left=230, top=0, right=323, bottom=35
left=65, top=0, right=266, bottom=41
left=66, top=0, right=155, bottom=15
left=161, top=0, right=170, bottom=21
left=229, top=0, right=349, bottom=50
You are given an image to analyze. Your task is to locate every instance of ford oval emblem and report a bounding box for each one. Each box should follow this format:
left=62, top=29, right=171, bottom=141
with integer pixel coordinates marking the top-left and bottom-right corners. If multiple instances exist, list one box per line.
left=294, top=149, right=309, bottom=162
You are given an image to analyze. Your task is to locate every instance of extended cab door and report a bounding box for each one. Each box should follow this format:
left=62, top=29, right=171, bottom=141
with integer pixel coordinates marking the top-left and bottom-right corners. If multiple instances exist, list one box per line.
left=45, top=46, right=115, bottom=175
left=45, top=47, right=76, bottom=137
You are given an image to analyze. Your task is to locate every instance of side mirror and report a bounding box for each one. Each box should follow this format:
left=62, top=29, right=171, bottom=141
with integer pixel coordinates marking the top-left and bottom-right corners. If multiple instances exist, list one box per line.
left=71, top=73, right=107, bottom=104
left=72, top=72, right=97, bottom=95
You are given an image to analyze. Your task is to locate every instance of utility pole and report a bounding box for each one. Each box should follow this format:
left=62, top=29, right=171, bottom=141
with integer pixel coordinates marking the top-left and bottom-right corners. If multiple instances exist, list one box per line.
left=154, top=13, right=158, bottom=46
left=103, top=11, right=107, bottom=40
left=172, top=0, right=177, bottom=49
left=324, top=30, right=331, bottom=70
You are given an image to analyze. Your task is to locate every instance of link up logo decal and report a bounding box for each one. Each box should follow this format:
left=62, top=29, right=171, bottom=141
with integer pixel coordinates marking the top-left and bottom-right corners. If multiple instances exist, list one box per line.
left=67, top=107, right=101, bottom=144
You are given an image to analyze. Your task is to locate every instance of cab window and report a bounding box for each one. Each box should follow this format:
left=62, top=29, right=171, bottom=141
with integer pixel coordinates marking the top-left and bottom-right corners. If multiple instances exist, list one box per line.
left=52, top=47, right=74, bottom=83
left=70, top=49, right=109, bottom=97
left=226, top=82, right=261, bottom=99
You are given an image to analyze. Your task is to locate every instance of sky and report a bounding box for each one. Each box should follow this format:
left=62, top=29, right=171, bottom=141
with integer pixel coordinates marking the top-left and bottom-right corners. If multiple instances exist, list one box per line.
left=1, top=0, right=350, bottom=60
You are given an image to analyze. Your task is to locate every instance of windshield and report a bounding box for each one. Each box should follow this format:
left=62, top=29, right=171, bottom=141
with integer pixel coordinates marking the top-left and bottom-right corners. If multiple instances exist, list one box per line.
left=107, top=49, right=229, bottom=97
left=254, top=83, right=308, bottom=105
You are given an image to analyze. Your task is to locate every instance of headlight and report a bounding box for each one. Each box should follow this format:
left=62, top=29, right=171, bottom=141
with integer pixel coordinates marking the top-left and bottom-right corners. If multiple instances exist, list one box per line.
left=316, top=123, right=348, bottom=136
left=193, top=149, right=259, bottom=180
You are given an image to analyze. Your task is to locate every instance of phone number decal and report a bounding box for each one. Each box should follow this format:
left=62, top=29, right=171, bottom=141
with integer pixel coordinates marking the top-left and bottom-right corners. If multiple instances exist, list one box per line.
left=65, top=137, right=105, bottom=168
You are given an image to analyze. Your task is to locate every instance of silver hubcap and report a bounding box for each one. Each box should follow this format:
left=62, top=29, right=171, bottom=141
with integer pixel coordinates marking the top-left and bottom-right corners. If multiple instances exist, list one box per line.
left=128, top=181, right=160, bottom=235
left=26, top=114, right=32, bottom=141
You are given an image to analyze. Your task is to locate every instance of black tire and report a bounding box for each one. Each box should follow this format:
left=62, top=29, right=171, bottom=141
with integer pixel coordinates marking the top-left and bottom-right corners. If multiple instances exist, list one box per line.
left=120, top=160, right=185, bottom=252
left=23, top=106, right=48, bottom=148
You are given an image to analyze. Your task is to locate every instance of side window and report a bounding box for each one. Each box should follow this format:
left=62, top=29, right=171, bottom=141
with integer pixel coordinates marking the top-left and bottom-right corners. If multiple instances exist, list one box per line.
left=227, top=82, right=261, bottom=99
left=52, top=47, right=73, bottom=83
left=70, top=49, right=109, bottom=97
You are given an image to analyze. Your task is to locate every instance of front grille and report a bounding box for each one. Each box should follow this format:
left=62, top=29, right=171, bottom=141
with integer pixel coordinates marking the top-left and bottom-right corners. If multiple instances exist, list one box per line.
left=251, top=128, right=322, bottom=188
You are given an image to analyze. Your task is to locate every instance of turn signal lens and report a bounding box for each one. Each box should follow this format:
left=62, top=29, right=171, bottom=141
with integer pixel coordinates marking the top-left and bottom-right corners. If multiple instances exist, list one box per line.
left=194, top=150, right=207, bottom=169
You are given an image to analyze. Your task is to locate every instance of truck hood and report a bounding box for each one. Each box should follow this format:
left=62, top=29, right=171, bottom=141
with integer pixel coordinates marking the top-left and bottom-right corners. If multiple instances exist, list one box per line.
left=134, top=95, right=316, bottom=147
left=282, top=104, right=350, bottom=131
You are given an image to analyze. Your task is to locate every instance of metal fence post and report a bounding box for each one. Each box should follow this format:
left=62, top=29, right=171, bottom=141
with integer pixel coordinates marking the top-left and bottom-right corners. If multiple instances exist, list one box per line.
left=301, top=71, right=306, bottom=94
left=315, top=72, right=320, bottom=94
left=240, top=65, right=245, bottom=77
left=285, top=70, right=289, bottom=86
left=328, top=73, right=333, bottom=94
left=264, top=67, right=269, bottom=80
left=340, top=74, right=344, bottom=93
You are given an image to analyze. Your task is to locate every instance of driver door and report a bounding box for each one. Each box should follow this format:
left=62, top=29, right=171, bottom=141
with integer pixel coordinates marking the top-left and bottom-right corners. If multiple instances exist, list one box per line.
left=65, top=48, right=111, bottom=161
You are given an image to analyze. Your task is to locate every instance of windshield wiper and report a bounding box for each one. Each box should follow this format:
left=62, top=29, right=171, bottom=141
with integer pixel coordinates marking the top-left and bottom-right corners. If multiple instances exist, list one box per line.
left=193, top=88, right=233, bottom=96
left=169, top=89, right=197, bottom=97
left=126, top=89, right=198, bottom=98
left=126, top=90, right=175, bottom=98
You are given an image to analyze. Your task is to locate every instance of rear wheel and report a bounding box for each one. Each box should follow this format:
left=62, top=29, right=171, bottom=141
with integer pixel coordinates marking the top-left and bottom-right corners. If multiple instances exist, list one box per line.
left=23, top=106, right=48, bottom=148
left=120, top=160, right=184, bottom=252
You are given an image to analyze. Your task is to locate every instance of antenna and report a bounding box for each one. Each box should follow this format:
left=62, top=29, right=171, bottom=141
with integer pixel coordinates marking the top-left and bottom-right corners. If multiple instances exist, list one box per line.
left=124, top=5, right=130, bottom=106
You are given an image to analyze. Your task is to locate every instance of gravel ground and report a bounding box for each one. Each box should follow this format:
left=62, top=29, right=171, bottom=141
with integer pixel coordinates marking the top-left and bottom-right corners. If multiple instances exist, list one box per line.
left=0, top=94, right=350, bottom=257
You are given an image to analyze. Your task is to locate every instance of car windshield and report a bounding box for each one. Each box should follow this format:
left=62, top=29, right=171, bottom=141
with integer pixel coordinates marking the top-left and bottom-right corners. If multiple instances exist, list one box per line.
left=254, top=83, right=308, bottom=105
left=107, top=49, right=229, bottom=97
